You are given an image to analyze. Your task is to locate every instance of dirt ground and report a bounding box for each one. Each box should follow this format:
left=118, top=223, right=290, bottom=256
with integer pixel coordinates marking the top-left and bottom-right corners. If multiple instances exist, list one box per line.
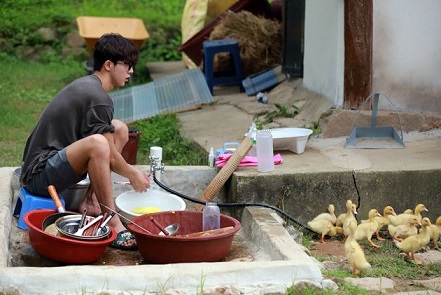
left=308, top=236, right=441, bottom=294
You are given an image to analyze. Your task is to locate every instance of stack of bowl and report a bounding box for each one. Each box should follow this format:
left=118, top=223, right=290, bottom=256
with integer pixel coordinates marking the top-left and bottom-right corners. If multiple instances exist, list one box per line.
left=24, top=209, right=116, bottom=264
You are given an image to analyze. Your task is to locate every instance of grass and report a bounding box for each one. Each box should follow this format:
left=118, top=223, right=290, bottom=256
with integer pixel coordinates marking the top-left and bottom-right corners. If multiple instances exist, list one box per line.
left=0, top=0, right=207, bottom=167
left=0, top=53, right=85, bottom=166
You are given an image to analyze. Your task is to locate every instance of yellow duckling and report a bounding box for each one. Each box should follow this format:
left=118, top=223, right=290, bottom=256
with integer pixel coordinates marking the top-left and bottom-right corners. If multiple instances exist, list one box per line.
left=428, top=216, right=441, bottom=250
left=311, top=204, right=337, bottom=225
left=403, top=209, right=413, bottom=214
left=394, top=217, right=432, bottom=265
left=307, top=219, right=342, bottom=243
left=339, top=202, right=358, bottom=238
left=362, top=205, right=396, bottom=241
left=388, top=216, right=420, bottom=241
left=345, top=220, right=372, bottom=276
left=354, top=209, right=382, bottom=248
left=388, top=204, right=428, bottom=226
left=336, top=200, right=353, bottom=227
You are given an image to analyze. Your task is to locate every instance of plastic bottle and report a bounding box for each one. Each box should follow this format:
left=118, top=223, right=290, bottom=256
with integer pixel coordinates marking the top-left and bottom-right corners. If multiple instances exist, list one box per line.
left=208, top=147, right=215, bottom=167
left=256, top=130, right=274, bottom=172
left=202, top=202, right=220, bottom=231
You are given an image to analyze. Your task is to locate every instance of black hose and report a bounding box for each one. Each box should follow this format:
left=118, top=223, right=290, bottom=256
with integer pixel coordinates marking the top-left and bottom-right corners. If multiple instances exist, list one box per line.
left=352, top=169, right=361, bottom=221
left=152, top=173, right=314, bottom=233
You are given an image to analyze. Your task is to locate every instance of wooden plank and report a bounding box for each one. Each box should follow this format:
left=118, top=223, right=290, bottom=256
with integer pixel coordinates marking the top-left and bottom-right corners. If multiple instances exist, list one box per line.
left=344, top=0, right=373, bottom=109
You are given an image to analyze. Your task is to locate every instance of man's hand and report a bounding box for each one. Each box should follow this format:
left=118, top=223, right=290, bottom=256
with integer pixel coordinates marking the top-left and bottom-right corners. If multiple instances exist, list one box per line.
left=129, top=170, right=150, bottom=192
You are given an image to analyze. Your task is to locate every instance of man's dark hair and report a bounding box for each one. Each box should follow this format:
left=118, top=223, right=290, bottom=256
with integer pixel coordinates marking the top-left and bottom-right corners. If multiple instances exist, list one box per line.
left=93, top=33, right=139, bottom=71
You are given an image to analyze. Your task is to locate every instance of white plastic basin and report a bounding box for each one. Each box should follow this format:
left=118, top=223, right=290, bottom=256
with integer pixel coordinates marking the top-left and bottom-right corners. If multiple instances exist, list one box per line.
left=115, top=189, right=186, bottom=220
left=270, top=128, right=313, bottom=154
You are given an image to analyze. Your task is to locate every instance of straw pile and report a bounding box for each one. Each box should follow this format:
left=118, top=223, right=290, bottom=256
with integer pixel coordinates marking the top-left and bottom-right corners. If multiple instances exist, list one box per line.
left=209, top=10, right=282, bottom=77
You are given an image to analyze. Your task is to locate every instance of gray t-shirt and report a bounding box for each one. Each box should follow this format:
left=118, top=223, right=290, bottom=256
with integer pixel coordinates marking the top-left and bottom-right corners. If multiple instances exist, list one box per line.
left=21, top=74, right=115, bottom=185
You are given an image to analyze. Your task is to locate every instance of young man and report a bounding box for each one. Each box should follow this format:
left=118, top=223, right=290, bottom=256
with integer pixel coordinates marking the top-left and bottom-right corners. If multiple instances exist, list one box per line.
left=20, top=33, right=149, bottom=250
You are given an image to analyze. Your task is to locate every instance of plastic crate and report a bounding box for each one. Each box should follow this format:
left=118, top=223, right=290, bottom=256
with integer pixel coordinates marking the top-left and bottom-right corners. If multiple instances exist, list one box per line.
left=242, top=66, right=286, bottom=96
left=77, top=16, right=149, bottom=54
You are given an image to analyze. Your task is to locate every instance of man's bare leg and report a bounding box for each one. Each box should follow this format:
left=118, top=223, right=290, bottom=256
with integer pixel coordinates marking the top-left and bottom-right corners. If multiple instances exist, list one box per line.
left=67, top=132, right=132, bottom=236
left=75, top=121, right=137, bottom=248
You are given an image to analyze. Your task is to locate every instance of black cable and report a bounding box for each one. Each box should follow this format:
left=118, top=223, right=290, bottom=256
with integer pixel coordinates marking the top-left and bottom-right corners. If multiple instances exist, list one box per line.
left=152, top=173, right=315, bottom=233
left=352, top=169, right=361, bottom=221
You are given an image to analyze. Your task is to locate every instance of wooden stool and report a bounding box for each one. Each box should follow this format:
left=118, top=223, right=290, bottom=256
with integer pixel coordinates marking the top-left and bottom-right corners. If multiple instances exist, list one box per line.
left=203, top=38, right=244, bottom=94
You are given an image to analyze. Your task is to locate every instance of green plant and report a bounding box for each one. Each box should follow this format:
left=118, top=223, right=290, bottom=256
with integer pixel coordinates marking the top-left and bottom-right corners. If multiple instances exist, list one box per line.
left=130, top=114, right=207, bottom=166
left=284, top=281, right=370, bottom=295
left=196, top=274, right=206, bottom=295
left=157, top=277, right=172, bottom=294
left=307, top=119, right=322, bottom=135
left=253, top=103, right=299, bottom=128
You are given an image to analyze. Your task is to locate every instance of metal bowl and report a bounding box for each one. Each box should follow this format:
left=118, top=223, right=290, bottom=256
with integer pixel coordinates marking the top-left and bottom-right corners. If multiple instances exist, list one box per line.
left=55, top=215, right=111, bottom=241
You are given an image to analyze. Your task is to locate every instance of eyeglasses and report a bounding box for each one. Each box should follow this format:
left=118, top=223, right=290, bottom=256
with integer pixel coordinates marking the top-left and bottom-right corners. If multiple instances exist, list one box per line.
left=115, top=61, right=134, bottom=71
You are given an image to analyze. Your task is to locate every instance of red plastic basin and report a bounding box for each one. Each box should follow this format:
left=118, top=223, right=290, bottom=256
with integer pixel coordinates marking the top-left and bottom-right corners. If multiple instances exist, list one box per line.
left=128, top=210, right=241, bottom=264
left=24, top=209, right=116, bottom=264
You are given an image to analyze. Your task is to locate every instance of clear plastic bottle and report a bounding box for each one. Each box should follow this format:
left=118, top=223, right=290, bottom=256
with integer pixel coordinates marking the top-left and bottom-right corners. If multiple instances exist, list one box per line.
left=202, top=202, right=220, bottom=231
left=256, top=130, right=274, bottom=172
left=208, top=147, right=215, bottom=167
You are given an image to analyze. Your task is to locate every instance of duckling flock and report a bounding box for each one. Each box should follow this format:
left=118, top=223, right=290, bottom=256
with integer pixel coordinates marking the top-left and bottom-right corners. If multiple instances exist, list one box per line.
left=307, top=200, right=441, bottom=276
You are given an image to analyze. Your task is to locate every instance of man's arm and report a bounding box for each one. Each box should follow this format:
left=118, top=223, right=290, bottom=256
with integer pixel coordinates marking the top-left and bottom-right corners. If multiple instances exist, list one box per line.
left=103, top=132, right=150, bottom=192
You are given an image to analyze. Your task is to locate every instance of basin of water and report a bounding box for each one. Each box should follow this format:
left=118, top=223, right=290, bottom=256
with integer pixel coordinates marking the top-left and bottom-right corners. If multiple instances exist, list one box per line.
left=115, top=189, right=186, bottom=220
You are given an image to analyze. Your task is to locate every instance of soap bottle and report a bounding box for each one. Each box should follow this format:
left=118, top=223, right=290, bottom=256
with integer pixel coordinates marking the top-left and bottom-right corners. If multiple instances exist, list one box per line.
left=203, top=202, right=220, bottom=231
left=208, top=147, right=215, bottom=167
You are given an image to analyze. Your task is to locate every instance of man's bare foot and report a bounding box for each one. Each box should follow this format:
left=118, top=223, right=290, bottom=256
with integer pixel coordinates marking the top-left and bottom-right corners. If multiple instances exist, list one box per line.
left=78, top=191, right=102, bottom=216
left=108, top=217, right=137, bottom=250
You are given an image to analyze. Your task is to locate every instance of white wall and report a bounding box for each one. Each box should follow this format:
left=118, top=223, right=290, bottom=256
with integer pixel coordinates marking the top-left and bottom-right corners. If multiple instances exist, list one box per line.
left=302, top=0, right=441, bottom=115
left=303, top=0, right=344, bottom=107
left=373, top=0, right=441, bottom=114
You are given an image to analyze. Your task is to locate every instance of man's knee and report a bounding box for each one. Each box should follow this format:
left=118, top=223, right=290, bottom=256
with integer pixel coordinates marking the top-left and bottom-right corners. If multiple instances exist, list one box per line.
left=86, top=134, right=111, bottom=154
left=112, top=120, right=129, bottom=145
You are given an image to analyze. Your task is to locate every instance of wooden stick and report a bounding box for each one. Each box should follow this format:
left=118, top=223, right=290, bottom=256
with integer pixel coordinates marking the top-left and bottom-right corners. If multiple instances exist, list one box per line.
left=196, top=137, right=253, bottom=211
left=178, top=226, right=234, bottom=238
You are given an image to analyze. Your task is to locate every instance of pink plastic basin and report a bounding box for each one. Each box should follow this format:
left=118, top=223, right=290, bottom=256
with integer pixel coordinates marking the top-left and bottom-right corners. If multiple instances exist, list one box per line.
left=128, top=210, right=241, bottom=264
left=24, top=209, right=116, bottom=264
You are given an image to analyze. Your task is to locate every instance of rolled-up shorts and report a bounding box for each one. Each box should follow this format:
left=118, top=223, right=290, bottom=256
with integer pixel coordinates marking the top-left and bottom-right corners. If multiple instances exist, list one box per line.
left=25, top=149, right=86, bottom=197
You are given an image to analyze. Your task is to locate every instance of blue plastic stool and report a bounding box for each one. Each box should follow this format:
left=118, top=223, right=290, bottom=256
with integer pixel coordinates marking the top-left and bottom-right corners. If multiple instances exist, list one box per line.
left=203, top=38, right=244, bottom=94
left=14, top=187, right=65, bottom=230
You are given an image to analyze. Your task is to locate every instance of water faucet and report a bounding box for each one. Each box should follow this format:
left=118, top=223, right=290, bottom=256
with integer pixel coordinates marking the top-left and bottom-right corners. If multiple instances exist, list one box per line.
left=149, top=156, right=164, bottom=175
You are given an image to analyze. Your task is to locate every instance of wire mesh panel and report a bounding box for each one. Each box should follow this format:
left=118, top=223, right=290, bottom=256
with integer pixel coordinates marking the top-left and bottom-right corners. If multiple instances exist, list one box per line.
left=111, top=68, right=213, bottom=122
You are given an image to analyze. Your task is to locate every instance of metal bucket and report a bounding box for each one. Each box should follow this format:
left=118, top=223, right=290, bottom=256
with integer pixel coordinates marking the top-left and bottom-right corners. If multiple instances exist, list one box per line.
left=61, top=177, right=90, bottom=211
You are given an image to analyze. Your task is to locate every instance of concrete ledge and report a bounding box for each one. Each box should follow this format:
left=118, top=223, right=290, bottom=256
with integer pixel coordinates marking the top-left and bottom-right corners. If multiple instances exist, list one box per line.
left=224, top=135, right=441, bottom=223
left=0, top=167, right=327, bottom=294
left=0, top=260, right=325, bottom=294
left=0, top=168, right=13, bottom=269
left=241, top=207, right=314, bottom=262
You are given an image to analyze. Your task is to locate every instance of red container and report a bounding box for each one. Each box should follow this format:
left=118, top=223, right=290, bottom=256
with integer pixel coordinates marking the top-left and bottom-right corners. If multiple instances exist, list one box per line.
left=24, top=209, right=116, bottom=264
left=128, top=210, right=241, bottom=264
left=121, top=130, right=142, bottom=165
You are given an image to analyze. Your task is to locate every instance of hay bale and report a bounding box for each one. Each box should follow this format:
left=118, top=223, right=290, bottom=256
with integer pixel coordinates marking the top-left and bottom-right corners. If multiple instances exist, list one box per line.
left=209, top=10, right=282, bottom=77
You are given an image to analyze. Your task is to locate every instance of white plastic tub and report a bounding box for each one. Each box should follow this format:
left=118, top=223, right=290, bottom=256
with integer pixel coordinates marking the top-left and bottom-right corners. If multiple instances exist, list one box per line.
left=269, top=128, right=313, bottom=154
left=115, top=189, right=186, bottom=220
